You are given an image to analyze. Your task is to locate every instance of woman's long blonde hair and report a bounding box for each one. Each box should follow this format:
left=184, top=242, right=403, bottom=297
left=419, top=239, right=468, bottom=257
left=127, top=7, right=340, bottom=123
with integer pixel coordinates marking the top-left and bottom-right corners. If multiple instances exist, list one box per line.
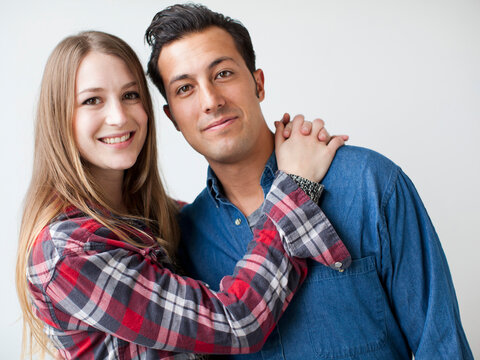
left=15, top=31, right=180, bottom=358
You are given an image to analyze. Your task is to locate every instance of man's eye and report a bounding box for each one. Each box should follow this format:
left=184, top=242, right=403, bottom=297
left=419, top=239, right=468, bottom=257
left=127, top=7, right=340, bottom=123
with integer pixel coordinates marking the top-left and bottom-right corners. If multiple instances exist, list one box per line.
left=216, top=70, right=232, bottom=79
left=124, top=91, right=140, bottom=100
left=83, top=97, right=101, bottom=105
left=177, top=85, right=192, bottom=94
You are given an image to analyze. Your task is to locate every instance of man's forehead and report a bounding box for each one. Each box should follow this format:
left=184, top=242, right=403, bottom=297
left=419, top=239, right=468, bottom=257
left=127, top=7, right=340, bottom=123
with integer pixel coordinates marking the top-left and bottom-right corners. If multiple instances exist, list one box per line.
left=158, top=27, right=242, bottom=74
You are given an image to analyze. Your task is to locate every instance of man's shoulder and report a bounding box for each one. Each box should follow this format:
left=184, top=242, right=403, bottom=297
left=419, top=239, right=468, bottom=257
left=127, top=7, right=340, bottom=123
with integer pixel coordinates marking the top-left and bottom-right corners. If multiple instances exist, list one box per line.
left=179, top=146, right=402, bottom=219
left=329, top=145, right=398, bottom=176
left=332, top=145, right=396, bottom=169
left=323, top=145, right=401, bottom=196
left=179, top=187, right=213, bottom=220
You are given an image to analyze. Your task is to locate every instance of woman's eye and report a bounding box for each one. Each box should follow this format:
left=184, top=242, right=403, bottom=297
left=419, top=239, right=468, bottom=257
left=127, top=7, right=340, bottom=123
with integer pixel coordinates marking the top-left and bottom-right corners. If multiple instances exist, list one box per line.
left=83, top=97, right=101, bottom=105
left=124, top=91, right=140, bottom=100
left=217, top=70, right=232, bottom=79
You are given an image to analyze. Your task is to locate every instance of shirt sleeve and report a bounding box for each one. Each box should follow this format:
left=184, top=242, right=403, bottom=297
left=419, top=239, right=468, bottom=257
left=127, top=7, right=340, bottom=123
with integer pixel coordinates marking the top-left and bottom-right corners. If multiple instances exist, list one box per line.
left=380, top=168, right=473, bottom=359
left=36, top=172, right=323, bottom=354
left=263, top=171, right=351, bottom=271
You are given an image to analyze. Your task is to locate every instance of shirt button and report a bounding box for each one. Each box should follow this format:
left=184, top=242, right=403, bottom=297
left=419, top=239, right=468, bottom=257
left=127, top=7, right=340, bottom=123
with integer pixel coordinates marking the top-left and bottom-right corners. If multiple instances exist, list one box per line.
left=334, top=261, right=344, bottom=272
left=235, top=218, right=242, bottom=226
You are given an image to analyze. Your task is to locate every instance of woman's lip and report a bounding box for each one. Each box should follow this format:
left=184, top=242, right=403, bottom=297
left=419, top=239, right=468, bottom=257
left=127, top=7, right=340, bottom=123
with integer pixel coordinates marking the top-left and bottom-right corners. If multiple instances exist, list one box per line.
left=98, top=131, right=135, bottom=147
left=98, top=131, right=133, bottom=142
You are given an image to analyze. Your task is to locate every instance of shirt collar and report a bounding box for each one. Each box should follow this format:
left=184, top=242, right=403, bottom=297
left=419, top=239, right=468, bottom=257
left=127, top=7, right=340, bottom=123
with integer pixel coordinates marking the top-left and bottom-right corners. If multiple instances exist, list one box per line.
left=261, top=151, right=278, bottom=190
left=206, top=166, right=224, bottom=205
left=206, top=151, right=278, bottom=205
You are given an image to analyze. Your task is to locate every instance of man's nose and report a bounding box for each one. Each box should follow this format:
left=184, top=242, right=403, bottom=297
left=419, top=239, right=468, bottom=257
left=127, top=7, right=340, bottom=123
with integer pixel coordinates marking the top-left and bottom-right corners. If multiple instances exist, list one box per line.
left=105, top=100, right=128, bottom=127
left=200, top=83, right=225, bottom=113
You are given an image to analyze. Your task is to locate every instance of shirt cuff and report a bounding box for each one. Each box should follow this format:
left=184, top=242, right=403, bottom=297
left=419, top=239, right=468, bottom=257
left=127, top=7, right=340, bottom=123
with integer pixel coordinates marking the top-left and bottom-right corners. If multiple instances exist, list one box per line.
left=287, top=173, right=324, bottom=203
left=262, top=171, right=351, bottom=271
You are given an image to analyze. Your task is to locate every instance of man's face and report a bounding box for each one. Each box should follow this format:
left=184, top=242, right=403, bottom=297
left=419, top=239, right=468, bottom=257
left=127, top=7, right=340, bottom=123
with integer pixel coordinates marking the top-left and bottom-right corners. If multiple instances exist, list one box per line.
left=158, top=26, right=270, bottom=166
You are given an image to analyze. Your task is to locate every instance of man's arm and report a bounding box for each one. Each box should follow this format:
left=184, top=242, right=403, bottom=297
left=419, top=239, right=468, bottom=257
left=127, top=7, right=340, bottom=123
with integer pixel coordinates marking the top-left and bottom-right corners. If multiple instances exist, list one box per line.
left=381, top=168, right=473, bottom=359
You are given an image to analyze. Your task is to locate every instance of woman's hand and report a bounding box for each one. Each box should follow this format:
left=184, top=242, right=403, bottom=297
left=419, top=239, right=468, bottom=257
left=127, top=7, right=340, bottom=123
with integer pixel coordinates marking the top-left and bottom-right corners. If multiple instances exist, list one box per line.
left=274, top=114, right=347, bottom=183
left=278, top=113, right=349, bottom=143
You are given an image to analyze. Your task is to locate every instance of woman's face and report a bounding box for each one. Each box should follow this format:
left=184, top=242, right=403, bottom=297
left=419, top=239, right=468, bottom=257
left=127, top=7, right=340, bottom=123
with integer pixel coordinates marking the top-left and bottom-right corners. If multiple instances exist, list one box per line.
left=73, top=52, right=148, bottom=179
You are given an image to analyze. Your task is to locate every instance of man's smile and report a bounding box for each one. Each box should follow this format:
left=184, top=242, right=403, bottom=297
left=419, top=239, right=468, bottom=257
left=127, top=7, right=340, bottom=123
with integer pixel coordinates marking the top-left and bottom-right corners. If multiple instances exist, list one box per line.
left=202, top=116, right=238, bottom=132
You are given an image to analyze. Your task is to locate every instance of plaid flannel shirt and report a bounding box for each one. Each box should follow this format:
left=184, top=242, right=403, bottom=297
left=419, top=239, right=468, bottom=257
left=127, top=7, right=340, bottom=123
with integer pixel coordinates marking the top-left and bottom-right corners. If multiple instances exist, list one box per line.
left=27, top=172, right=350, bottom=359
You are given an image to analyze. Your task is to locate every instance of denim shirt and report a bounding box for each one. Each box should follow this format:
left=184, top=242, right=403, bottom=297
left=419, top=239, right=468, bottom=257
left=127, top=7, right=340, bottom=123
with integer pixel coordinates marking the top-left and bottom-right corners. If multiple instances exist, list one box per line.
left=179, top=146, right=473, bottom=360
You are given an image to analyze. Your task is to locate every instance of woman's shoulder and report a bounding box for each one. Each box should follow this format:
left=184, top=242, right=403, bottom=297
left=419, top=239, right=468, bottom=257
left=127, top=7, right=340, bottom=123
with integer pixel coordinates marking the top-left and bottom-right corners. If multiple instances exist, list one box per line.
left=34, top=206, right=95, bottom=243
left=46, top=207, right=105, bottom=251
left=28, top=206, right=152, bottom=285
left=38, top=206, right=151, bottom=254
left=27, top=207, right=96, bottom=287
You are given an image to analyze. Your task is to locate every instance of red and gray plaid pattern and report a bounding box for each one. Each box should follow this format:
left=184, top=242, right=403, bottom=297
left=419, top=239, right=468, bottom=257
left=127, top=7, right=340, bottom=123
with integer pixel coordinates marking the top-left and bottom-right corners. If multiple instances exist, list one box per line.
left=265, top=172, right=351, bottom=270
left=27, top=171, right=350, bottom=359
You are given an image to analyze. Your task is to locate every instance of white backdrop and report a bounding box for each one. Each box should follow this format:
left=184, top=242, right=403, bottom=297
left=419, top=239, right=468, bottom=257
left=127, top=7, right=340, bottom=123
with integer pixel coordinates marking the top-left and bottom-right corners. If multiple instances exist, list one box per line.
left=1, top=0, right=478, bottom=358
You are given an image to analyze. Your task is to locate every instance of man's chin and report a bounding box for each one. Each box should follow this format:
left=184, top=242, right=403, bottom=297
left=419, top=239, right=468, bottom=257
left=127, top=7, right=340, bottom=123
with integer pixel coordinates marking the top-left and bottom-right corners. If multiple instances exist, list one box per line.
left=203, top=147, right=250, bottom=166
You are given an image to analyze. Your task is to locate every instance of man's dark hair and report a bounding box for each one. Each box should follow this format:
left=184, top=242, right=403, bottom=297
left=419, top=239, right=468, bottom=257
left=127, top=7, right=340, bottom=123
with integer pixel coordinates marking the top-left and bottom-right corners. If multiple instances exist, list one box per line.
left=145, top=3, right=256, bottom=100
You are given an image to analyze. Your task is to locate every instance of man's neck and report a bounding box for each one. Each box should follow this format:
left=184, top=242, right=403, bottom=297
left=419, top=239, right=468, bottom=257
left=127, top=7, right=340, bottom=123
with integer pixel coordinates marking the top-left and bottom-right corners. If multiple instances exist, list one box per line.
left=209, top=133, right=274, bottom=217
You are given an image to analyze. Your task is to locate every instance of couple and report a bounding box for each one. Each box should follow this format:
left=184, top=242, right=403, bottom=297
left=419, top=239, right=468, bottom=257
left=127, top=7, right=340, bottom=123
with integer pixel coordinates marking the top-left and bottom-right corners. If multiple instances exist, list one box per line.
left=16, top=3, right=472, bottom=360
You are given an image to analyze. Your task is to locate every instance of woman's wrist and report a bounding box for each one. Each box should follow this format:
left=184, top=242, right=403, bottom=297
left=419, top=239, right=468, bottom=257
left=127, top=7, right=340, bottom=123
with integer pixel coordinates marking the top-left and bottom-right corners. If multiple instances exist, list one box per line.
left=287, top=174, right=324, bottom=203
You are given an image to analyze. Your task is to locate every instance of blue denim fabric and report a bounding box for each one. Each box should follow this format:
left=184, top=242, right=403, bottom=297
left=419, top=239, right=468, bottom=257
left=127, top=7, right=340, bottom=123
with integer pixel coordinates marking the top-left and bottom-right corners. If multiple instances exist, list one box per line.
left=178, top=146, right=472, bottom=359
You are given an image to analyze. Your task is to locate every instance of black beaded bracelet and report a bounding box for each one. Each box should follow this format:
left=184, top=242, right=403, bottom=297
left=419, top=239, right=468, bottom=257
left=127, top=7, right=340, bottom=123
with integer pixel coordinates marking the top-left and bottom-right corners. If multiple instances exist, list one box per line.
left=287, top=174, right=324, bottom=203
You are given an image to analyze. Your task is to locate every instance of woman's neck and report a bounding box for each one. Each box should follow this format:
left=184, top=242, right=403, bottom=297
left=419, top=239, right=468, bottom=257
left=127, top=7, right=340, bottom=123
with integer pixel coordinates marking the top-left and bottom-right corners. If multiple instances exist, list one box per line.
left=88, top=166, right=126, bottom=213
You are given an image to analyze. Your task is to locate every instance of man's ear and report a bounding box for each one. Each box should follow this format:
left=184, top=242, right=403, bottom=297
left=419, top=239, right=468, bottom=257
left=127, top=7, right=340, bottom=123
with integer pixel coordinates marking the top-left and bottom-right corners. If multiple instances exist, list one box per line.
left=163, top=104, right=179, bottom=131
left=253, top=69, right=265, bottom=101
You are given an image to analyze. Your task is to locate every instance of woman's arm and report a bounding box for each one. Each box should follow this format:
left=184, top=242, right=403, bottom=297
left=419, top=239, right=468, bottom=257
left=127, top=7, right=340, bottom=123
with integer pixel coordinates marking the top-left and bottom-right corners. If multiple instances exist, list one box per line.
left=28, top=174, right=343, bottom=355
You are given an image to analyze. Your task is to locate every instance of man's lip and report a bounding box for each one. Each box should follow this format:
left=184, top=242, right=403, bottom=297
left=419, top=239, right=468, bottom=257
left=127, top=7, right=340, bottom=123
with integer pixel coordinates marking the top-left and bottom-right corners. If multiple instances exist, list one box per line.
left=203, top=116, right=238, bottom=131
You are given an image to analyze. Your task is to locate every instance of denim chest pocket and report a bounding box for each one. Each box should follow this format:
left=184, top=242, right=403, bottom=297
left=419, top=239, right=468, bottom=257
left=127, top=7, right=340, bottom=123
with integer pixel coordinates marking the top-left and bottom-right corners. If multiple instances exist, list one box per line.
left=299, top=256, right=386, bottom=359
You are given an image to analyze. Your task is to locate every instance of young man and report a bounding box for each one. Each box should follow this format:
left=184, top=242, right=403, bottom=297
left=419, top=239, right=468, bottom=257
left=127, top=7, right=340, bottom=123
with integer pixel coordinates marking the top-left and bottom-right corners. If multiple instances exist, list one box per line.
left=145, top=4, right=472, bottom=359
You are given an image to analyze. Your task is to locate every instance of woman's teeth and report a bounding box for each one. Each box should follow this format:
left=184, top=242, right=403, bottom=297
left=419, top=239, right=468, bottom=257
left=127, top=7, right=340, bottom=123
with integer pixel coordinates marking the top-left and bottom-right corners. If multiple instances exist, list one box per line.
left=101, top=133, right=131, bottom=144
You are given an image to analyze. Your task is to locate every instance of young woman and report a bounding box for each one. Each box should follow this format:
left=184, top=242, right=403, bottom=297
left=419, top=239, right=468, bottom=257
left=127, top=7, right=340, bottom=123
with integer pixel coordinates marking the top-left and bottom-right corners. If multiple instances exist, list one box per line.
left=16, top=31, right=347, bottom=359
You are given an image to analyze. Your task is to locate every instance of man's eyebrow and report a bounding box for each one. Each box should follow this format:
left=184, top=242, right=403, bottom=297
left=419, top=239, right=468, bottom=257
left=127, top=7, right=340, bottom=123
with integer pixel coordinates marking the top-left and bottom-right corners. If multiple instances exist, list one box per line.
left=168, top=57, right=237, bottom=86
left=169, top=74, right=190, bottom=86
left=208, top=56, right=236, bottom=69
left=77, top=81, right=137, bottom=96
